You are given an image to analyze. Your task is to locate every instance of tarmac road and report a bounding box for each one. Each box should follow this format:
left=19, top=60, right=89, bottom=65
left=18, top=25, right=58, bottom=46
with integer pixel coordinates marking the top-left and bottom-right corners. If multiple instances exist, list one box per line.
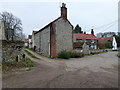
left=2, top=50, right=118, bottom=88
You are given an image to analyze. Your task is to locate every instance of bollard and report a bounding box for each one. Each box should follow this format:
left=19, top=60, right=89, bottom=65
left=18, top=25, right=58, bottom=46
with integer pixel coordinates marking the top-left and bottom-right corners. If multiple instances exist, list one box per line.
left=23, top=54, right=26, bottom=60
left=16, top=56, right=18, bottom=62
left=18, top=55, right=20, bottom=63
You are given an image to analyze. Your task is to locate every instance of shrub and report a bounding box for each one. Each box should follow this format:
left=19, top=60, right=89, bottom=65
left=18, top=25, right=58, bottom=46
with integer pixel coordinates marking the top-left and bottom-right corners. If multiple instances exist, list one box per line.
left=58, top=50, right=84, bottom=59
left=73, top=42, right=84, bottom=49
left=2, top=58, right=35, bottom=72
left=90, top=50, right=108, bottom=55
left=25, top=58, right=35, bottom=67
left=69, top=52, right=84, bottom=58
left=57, top=50, right=70, bottom=59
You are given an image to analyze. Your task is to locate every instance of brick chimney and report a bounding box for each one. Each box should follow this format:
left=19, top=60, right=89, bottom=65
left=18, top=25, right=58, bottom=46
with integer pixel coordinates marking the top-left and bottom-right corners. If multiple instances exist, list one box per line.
left=91, top=29, right=94, bottom=36
left=61, top=3, right=67, bottom=19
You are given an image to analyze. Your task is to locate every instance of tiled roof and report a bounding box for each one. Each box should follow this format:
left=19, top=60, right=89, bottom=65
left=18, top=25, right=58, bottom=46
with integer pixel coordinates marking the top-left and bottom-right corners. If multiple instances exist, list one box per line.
left=73, top=34, right=98, bottom=40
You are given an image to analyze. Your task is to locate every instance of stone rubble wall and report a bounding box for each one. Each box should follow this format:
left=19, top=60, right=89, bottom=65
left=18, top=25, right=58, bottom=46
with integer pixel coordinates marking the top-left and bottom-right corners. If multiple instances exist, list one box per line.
left=34, top=26, right=50, bottom=57
left=2, top=40, right=24, bottom=63
left=0, top=41, right=2, bottom=63
left=55, top=18, right=73, bottom=55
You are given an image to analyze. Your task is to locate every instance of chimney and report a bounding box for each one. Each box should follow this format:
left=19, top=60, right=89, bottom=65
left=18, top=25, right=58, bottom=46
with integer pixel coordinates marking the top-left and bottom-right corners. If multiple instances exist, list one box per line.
left=91, top=29, right=94, bottom=36
left=61, top=3, right=67, bottom=19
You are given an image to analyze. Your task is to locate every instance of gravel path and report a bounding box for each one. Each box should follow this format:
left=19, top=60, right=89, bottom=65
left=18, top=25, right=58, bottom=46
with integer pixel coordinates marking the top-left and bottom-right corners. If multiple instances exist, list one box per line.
left=2, top=50, right=118, bottom=88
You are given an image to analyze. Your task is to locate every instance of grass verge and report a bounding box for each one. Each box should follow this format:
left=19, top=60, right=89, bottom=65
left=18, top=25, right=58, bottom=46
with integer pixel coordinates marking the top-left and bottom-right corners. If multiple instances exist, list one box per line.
left=117, top=53, right=120, bottom=58
left=2, top=58, right=35, bottom=73
left=90, top=51, right=108, bottom=55
left=26, top=48, right=33, bottom=51
left=25, top=50, right=39, bottom=59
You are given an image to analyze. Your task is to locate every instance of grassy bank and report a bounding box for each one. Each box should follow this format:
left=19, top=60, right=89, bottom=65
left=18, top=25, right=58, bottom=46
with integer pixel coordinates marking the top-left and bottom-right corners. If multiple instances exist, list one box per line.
left=2, top=58, right=35, bottom=73
left=25, top=50, right=40, bottom=59
left=117, top=53, right=120, bottom=58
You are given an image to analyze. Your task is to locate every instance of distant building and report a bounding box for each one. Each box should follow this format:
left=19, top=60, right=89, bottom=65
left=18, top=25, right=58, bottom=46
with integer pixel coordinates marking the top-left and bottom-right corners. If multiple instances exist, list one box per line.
left=97, top=37, right=113, bottom=49
left=33, top=3, right=73, bottom=57
left=112, top=37, right=117, bottom=50
left=0, top=21, right=6, bottom=40
left=97, top=33, right=103, bottom=38
left=28, top=35, right=32, bottom=48
left=32, top=31, right=37, bottom=49
left=97, top=32, right=116, bottom=38
left=24, top=39, right=29, bottom=47
left=73, top=34, right=98, bottom=49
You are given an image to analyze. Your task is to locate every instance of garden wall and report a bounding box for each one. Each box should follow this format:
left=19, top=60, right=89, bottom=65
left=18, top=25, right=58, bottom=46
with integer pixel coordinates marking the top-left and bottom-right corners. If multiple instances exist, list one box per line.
left=2, top=40, right=25, bottom=63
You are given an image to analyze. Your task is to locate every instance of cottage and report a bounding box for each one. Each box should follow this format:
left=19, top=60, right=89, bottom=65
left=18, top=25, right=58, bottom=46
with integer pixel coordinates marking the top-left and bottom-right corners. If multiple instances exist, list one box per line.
left=28, top=35, right=32, bottom=48
left=112, top=36, right=117, bottom=50
left=24, top=39, right=29, bottom=47
left=33, top=3, right=73, bottom=57
left=97, top=37, right=113, bottom=49
left=98, top=37, right=117, bottom=50
left=32, top=31, right=37, bottom=49
left=73, top=33, right=98, bottom=49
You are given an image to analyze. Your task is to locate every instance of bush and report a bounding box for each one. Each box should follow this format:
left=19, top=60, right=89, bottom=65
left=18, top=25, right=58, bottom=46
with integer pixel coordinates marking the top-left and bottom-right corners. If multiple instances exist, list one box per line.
left=90, top=50, right=108, bottom=55
left=2, top=58, right=35, bottom=72
left=58, top=50, right=84, bottom=59
left=90, top=52, right=99, bottom=55
left=25, top=58, right=35, bottom=67
left=69, top=52, right=84, bottom=58
left=73, top=42, right=84, bottom=49
left=57, top=50, right=70, bottom=59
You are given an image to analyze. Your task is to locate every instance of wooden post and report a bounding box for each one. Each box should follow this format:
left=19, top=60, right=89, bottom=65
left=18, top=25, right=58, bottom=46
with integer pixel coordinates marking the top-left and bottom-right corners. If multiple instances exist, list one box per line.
left=18, top=55, right=20, bottom=63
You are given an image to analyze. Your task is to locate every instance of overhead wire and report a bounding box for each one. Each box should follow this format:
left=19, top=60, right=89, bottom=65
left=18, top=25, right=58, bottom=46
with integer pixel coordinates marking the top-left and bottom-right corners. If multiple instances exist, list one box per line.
left=93, top=19, right=118, bottom=33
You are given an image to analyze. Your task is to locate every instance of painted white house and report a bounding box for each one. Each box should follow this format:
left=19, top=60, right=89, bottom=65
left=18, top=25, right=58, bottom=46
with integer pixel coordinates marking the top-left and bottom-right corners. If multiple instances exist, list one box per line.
left=112, top=37, right=117, bottom=50
left=28, top=35, right=32, bottom=48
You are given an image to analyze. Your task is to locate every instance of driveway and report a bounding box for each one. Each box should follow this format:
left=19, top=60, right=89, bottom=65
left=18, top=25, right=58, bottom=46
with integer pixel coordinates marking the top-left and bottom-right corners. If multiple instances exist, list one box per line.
left=2, top=50, right=118, bottom=88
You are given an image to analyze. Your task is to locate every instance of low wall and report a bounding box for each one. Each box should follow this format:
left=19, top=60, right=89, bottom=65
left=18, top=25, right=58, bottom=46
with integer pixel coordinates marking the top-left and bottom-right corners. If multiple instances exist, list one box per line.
left=0, top=41, right=2, bottom=63
left=2, top=40, right=25, bottom=63
left=73, top=49, right=110, bottom=54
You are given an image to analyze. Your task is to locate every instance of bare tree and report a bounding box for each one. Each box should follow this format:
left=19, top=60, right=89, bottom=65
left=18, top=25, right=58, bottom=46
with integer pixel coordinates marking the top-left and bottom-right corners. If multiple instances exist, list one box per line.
left=0, top=11, right=23, bottom=41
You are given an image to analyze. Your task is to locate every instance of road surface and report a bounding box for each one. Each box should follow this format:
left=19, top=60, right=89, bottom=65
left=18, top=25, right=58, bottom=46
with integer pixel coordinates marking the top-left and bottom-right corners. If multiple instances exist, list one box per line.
left=2, top=50, right=118, bottom=88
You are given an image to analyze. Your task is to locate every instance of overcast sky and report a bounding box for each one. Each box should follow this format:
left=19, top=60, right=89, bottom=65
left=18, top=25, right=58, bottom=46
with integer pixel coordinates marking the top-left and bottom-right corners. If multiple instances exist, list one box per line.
left=0, top=0, right=119, bottom=36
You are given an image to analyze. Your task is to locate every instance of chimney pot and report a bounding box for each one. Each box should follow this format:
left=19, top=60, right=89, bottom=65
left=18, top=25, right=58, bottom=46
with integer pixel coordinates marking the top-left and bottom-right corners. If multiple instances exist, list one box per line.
left=61, top=3, right=67, bottom=19
left=62, top=3, right=66, bottom=7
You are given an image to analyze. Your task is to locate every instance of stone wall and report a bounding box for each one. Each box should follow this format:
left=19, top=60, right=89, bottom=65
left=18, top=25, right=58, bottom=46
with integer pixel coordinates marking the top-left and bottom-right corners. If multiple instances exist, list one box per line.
left=0, top=21, right=6, bottom=40
left=55, top=18, right=73, bottom=55
left=34, top=18, right=73, bottom=57
left=2, top=40, right=24, bottom=63
left=34, top=26, right=50, bottom=57
left=0, top=41, right=2, bottom=63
